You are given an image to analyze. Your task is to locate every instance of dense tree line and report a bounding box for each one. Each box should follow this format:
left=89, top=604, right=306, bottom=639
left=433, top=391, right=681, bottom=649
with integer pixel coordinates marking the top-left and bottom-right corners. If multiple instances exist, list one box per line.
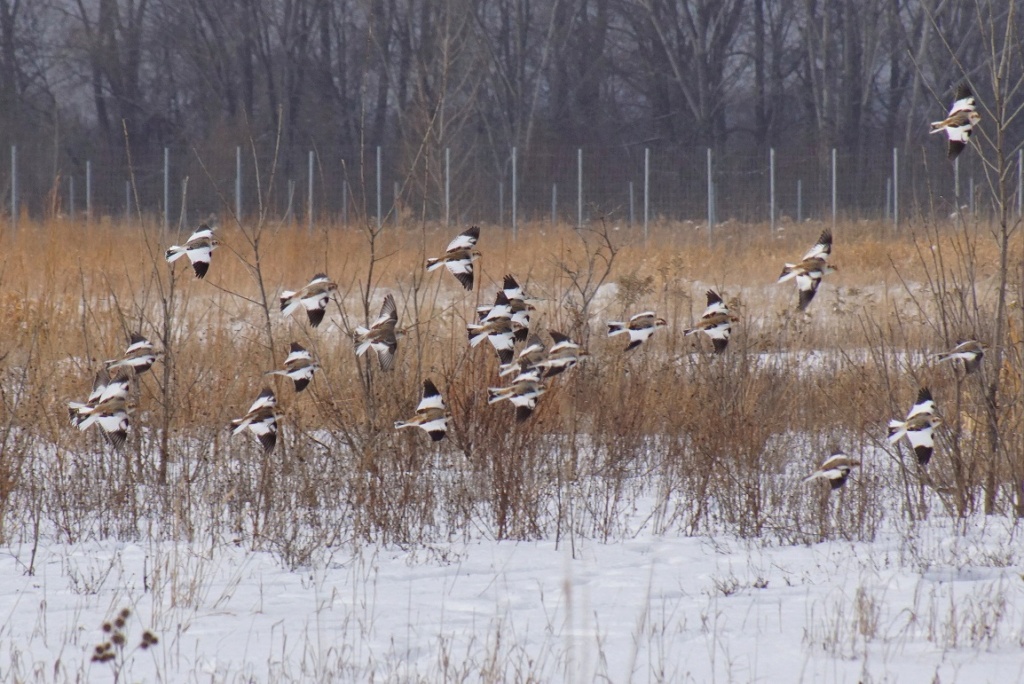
left=0, top=0, right=1019, bottom=221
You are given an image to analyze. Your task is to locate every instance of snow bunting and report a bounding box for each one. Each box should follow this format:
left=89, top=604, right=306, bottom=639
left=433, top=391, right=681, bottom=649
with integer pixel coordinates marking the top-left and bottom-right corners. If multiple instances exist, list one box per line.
left=68, top=368, right=132, bottom=449
left=477, top=290, right=512, bottom=322
left=538, top=331, right=588, bottom=378
left=930, top=83, right=981, bottom=160
left=426, top=225, right=481, bottom=290
left=778, top=230, right=835, bottom=311
left=498, top=334, right=548, bottom=378
left=487, top=369, right=546, bottom=422
left=280, top=274, right=338, bottom=328
left=501, top=274, right=534, bottom=303
left=607, top=312, right=667, bottom=352
left=68, top=368, right=130, bottom=425
left=231, top=388, right=280, bottom=454
left=478, top=290, right=532, bottom=343
left=683, top=290, right=738, bottom=353
left=888, top=387, right=941, bottom=466
left=355, top=293, right=400, bottom=371
left=467, top=315, right=516, bottom=365
left=935, top=339, right=985, bottom=375
left=265, top=342, right=318, bottom=392
left=394, top=379, right=449, bottom=441
left=804, top=451, right=861, bottom=490
left=106, top=333, right=161, bottom=376
left=165, top=224, right=218, bottom=279
left=75, top=397, right=130, bottom=449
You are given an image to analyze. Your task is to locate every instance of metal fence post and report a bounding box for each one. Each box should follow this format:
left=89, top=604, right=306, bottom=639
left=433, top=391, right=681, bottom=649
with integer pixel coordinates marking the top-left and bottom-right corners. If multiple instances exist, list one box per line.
left=577, top=148, right=583, bottom=228
left=86, top=160, right=92, bottom=223
left=308, top=150, right=314, bottom=232
left=831, top=148, right=837, bottom=229
left=163, top=147, right=170, bottom=231
left=769, top=147, right=776, bottom=233
left=10, top=145, right=16, bottom=232
left=376, top=146, right=382, bottom=230
left=628, top=181, right=634, bottom=229
left=644, top=148, right=650, bottom=240
left=70, top=176, right=75, bottom=218
left=551, top=183, right=557, bottom=226
left=892, top=147, right=898, bottom=231
left=445, top=147, right=450, bottom=227
left=1017, top=149, right=1022, bottom=216
left=236, top=146, right=242, bottom=220
left=125, top=180, right=131, bottom=220
left=954, top=156, right=961, bottom=200
left=797, top=179, right=802, bottom=223
left=707, top=147, right=713, bottom=237
left=512, top=146, right=517, bottom=239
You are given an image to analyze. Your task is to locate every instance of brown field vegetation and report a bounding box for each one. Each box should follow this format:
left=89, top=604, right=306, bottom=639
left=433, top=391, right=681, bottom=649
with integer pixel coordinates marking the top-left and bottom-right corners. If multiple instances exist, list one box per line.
left=0, top=214, right=1021, bottom=561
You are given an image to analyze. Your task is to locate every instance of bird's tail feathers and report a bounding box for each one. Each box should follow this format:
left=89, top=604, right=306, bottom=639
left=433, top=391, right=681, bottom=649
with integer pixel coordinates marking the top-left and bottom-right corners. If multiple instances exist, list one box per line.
left=887, top=420, right=907, bottom=443
left=280, top=292, right=300, bottom=315
left=777, top=265, right=797, bottom=282
left=467, top=325, right=489, bottom=347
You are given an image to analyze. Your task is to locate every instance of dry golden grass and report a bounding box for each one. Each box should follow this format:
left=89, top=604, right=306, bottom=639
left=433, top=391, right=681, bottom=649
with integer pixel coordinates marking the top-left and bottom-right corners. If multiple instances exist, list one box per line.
left=0, top=214, right=1020, bottom=548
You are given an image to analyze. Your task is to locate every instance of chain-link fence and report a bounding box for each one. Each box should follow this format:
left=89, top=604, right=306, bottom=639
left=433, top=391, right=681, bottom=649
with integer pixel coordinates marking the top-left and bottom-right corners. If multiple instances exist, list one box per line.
left=2, top=139, right=1014, bottom=231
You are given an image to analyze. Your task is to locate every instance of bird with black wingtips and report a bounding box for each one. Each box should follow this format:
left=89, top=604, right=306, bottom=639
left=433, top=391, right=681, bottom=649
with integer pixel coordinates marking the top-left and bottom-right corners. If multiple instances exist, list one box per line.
left=105, top=333, right=162, bottom=376
left=394, top=379, right=449, bottom=441
left=230, top=388, right=280, bottom=454
left=608, top=312, right=667, bottom=352
left=683, top=290, right=738, bottom=353
left=538, top=331, right=588, bottom=378
left=499, top=334, right=548, bottom=378
left=804, top=451, right=861, bottom=490
left=888, top=387, right=941, bottom=466
left=165, top=224, right=219, bottom=279
left=930, top=82, right=981, bottom=160
left=426, top=226, right=481, bottom=291
left=265, top=342, right=319, bottom=392
left=487, top=369, right=546, bottom=422
left=355, top=293, right=401, bottom=371
left=499, top=275, right=536, bottom=342
left=280, top=274, right=339, bottom=328
left=68, top=368, right=131, bottom=426
left=778, top=230, right=836, bottom=311
left=935, top=339, right=985, bottom=375
left=467, top=314, right=517, bottom=365
left=68, top=367, right=133, bottom=449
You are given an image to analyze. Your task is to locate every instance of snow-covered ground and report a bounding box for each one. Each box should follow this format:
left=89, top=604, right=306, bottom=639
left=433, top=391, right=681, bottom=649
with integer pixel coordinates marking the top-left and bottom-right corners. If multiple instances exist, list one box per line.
left=2, top=514, right=1022, bottom=682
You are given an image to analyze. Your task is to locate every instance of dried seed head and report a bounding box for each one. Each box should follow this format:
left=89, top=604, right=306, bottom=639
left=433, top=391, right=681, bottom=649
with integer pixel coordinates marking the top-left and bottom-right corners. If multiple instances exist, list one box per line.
left=111, top=633, right=126, bottom=647
left=102, top=622, right=112, bottom=633
left=113, top=617, right=125, bottom=630
left=120, top=607, right=131, bottom=620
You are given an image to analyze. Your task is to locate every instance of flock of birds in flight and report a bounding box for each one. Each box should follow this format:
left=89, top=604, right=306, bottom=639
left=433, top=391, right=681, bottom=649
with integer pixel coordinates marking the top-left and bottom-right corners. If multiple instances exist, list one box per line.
left=67, top=84, right=985, bottom=492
